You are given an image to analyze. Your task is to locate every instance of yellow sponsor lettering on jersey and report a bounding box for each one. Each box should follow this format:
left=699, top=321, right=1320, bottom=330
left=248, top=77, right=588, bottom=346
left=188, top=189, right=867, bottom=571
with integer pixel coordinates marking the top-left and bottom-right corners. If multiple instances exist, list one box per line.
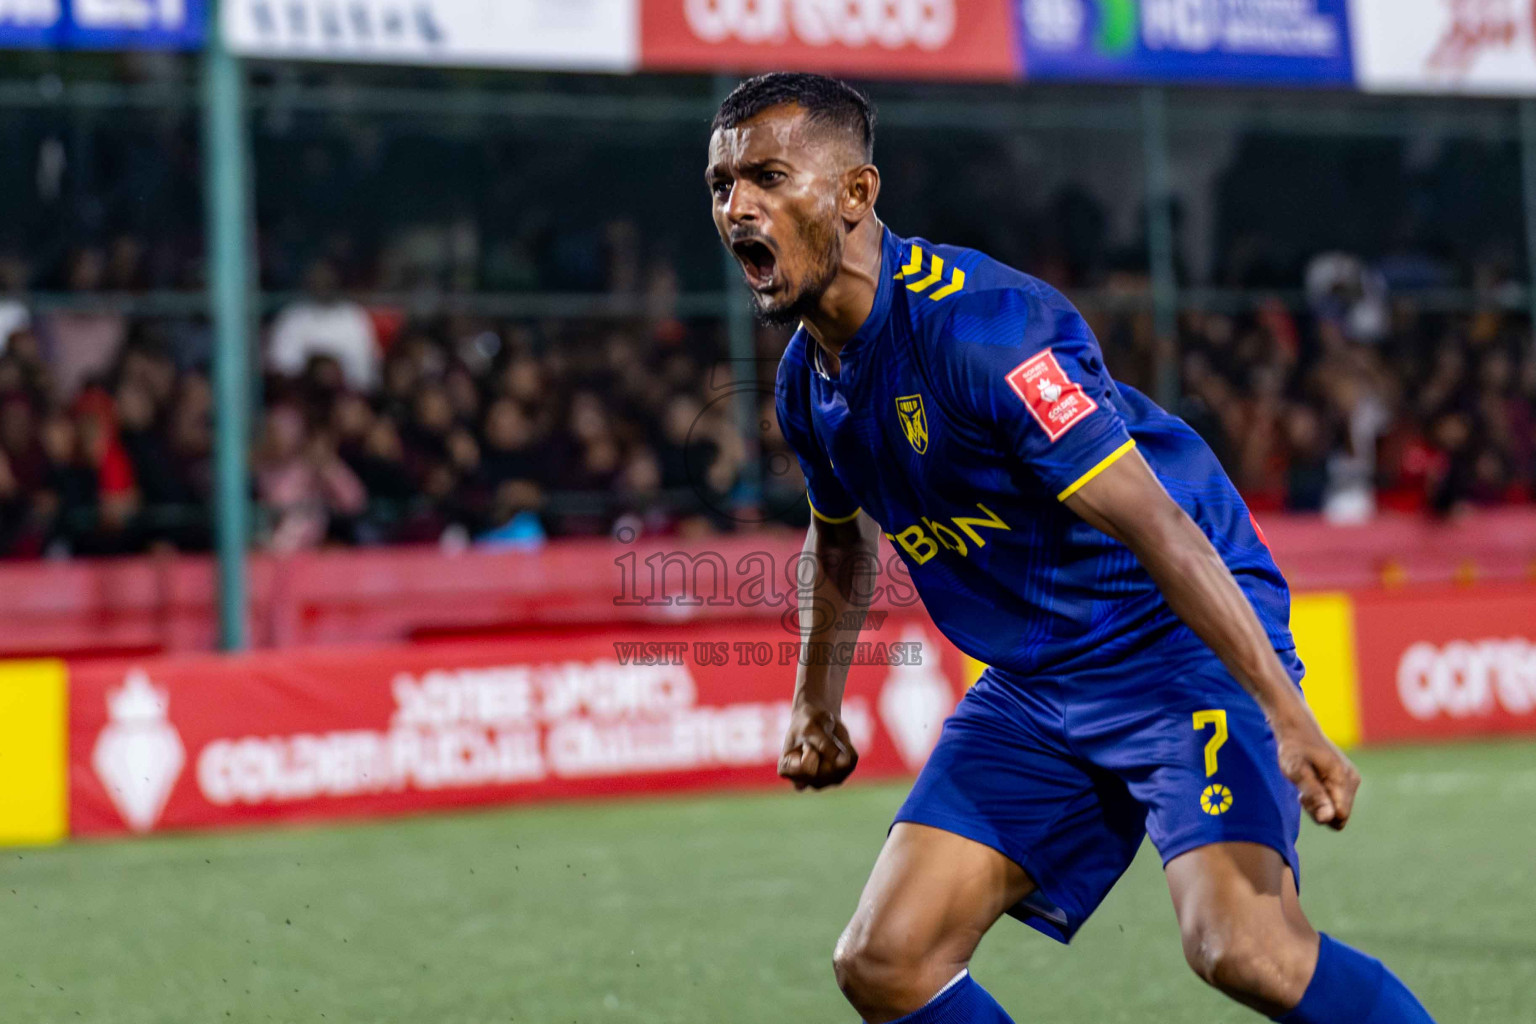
left=952, top=503, right=1009, bottom=548
left=885, top=502, right=1012, bottom=565
left=889, top=525, right=940, bottom=564
left=922, top=517, right=971, bottom=556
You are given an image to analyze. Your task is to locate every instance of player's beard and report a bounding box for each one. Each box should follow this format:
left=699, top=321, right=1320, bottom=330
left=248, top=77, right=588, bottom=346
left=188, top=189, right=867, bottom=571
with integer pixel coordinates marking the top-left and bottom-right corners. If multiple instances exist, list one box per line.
left=752, top=214, right=843, bottom=329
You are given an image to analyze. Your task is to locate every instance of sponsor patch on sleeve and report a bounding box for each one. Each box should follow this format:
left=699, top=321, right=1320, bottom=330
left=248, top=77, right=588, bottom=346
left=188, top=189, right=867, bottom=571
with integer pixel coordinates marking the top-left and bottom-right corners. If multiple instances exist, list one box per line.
left=1004, top=349, right=1098, bottom=442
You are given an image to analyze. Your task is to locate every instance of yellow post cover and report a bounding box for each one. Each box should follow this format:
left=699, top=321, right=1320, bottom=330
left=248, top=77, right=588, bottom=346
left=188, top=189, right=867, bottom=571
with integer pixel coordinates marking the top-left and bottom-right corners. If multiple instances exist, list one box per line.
left=0, top=659, right=68, bottom=845
left=1289, top=593, right=1363, bottom=749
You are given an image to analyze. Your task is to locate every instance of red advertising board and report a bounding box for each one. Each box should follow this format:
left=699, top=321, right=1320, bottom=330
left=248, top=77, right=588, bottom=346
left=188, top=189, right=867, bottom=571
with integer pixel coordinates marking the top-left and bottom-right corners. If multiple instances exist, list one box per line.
left=69, top=617, right=965, bottom=837
left=641, top=0, right=1019, bottom=80
left=1352, top=587, right=1536, bottom=743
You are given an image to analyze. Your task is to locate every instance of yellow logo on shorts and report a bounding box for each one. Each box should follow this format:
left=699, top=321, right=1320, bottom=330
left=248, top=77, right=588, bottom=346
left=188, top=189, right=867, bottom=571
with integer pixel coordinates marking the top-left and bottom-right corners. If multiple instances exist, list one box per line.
left=1200, top=784, right=1234, bottom=816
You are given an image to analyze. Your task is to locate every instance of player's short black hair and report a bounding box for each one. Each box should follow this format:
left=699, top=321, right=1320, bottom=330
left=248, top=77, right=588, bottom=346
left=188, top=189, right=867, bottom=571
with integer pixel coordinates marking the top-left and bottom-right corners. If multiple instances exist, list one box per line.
left=712, top=72, right=876, bottom=161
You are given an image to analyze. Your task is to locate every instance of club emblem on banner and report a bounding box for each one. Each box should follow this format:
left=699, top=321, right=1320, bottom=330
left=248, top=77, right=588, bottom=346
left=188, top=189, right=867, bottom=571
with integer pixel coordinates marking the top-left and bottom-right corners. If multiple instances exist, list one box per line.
left=895, top=394, right=930, bottom=454
left=92, top=670, right=186, bottom=833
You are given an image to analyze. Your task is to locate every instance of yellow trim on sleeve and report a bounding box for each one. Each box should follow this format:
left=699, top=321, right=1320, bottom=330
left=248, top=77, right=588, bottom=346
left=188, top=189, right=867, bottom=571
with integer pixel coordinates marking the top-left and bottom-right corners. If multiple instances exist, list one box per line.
left=808, top=498, right=862, bottom=524
left=1056, top=439, right=1137, bottom=502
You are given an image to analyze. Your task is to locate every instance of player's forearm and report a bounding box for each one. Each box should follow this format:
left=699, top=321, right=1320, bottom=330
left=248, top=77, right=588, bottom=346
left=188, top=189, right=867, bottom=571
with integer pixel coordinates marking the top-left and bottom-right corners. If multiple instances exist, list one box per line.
left=1064, top=454, right=1313, bottom=726
left=793, top=514, right=880, bottom=711
left=1128, top=510, right=1311, bottom=725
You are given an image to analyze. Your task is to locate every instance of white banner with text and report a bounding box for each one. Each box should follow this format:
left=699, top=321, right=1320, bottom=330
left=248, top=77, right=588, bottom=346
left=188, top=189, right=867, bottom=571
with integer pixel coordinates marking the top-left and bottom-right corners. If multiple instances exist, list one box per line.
left=224, top=0, right=637, bottom=70
left=1351, top=0, right=1536, bottom=94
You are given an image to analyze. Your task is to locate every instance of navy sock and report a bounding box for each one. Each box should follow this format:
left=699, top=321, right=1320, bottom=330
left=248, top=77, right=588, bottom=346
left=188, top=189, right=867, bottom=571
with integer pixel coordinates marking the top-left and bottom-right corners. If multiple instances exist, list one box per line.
left=1274, top=933, right=1436, bottom=1024
left=879, top=971, right=1016, bottom=1024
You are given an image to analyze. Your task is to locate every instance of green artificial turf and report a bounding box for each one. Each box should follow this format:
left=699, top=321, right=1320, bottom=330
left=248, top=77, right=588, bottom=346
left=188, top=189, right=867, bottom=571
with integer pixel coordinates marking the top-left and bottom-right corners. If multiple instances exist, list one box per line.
left=1, top=740, right=1531, bottom=1023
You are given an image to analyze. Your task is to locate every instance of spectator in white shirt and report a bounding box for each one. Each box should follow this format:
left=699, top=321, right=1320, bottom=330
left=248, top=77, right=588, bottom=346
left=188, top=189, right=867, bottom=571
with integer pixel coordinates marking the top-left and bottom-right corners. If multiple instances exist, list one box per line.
left=37, top=247, right=126, bottom=399
left=267, top=260, right=379, bottom=391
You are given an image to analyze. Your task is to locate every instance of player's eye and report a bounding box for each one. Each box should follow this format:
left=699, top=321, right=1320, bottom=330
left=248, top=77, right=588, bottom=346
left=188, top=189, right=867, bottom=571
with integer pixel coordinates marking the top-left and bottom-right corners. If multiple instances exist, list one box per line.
left=759, top=170, right=784, bottom=186
left=710, top=180, right=732, bottom=200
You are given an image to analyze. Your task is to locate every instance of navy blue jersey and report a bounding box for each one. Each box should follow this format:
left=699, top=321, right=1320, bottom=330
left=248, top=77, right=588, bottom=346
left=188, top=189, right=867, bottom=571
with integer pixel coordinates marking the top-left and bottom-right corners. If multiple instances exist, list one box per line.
left=775, top=227, right=1293, bottom=678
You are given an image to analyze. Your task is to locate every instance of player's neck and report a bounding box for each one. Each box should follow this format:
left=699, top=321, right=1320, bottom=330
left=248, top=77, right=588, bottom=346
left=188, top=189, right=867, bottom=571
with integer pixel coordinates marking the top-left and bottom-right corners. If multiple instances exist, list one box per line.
left=801, top=217, right=884, bottom=372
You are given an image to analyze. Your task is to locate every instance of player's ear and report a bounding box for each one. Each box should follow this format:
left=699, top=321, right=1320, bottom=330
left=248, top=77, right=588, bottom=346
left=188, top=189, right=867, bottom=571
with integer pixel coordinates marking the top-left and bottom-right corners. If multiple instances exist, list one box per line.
left=841, top=165, right=880, bottom=224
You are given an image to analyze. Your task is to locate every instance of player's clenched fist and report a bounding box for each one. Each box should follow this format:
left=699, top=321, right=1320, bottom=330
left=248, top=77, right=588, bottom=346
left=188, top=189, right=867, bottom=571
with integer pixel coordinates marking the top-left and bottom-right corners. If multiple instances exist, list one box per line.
left=1274, top=714, right=1361, bottom=830
left=779, top=703, right=859, bottom=791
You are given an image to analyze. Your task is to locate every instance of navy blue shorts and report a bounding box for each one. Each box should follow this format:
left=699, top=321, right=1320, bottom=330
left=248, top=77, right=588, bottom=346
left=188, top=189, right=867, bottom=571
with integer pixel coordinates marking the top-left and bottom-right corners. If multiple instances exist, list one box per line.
left=893, top=632, right=1306, bottom=943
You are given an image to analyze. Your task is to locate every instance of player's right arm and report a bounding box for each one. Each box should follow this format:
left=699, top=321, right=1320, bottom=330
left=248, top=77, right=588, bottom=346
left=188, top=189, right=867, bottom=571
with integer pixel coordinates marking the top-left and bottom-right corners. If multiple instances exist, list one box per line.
left=774, top=339, right=877, bottom=790
left=780, top=509, right=881, bottom=790
left=1063, top=450, right=1360, bottom=830
left=946, top=283, right=1358, bottom=829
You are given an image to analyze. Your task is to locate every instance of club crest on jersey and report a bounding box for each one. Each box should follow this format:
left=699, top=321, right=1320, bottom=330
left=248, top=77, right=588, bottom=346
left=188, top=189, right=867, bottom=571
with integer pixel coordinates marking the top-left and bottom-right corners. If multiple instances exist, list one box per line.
left=1005, top=349, right=1098, bottom=442
left=895, top=394, right=929, bottom=455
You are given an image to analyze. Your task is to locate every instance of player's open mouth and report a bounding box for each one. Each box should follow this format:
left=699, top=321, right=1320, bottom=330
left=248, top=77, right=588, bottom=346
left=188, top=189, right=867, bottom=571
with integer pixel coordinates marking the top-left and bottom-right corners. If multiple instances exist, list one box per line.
left=731, top=238, right=778, bottom=290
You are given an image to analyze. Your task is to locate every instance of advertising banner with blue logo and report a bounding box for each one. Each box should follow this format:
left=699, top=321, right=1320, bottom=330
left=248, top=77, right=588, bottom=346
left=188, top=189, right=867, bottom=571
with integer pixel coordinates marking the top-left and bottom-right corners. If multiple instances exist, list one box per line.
left=0, top=0, right=205, bottom=51
left=1019, top=0, right=1355, bottom=85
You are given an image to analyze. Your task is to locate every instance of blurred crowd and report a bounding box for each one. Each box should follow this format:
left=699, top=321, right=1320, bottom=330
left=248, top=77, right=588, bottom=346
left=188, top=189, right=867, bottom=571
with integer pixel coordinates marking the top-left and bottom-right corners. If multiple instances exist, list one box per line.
left=1163, top=283, right=1536, bottom=521
left=1093, top=254, right=1536, bottom=522
left=0, top=248, right=758, bottom=558
left=2, top=80, right=1535, bottom=557
left=0, top=240, right=1533, bottom=560
left=253, top=259, right=753, bottom=553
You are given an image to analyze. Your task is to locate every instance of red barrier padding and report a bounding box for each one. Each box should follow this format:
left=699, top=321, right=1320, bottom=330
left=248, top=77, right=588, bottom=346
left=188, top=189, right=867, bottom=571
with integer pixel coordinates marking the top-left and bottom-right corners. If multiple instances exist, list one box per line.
left=8, top=511, right=1536, bottom=659
left=1258, top=510, right=1536, bottom=591
left=69, top=616, right=966, bottom=838
left=1351, top=585, right=1536, bottom=744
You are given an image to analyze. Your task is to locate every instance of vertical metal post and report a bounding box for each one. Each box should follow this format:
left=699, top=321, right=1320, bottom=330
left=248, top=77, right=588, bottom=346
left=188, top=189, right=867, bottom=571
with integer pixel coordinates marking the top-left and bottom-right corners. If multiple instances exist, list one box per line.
left=1519, top=100, right=1536, bottom=339
left=722, top=249, right=762, bottom=513
left=202, top=1, right=253, bottom=651
left=713, top=74, right=762, bottom=513
left=1141, top=88, right=1180, bottom=409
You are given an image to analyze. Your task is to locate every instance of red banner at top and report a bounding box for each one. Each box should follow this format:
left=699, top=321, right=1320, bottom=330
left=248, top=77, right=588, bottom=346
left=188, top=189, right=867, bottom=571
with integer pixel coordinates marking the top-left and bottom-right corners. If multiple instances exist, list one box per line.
left=641, top=0, right=1020, bottom=80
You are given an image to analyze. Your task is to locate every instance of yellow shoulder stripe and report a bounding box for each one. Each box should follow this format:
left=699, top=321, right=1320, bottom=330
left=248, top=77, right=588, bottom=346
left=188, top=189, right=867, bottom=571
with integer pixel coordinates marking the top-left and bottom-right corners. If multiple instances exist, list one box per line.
left=809, top=498, right=861, bottom=525
left=893, top=245, right=966, bottom=301
left=1056, top=439, right=1137, bottom=502
left=907, top=253, right=945, bottom=292
left=928, top=268, right=966, bottom=301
